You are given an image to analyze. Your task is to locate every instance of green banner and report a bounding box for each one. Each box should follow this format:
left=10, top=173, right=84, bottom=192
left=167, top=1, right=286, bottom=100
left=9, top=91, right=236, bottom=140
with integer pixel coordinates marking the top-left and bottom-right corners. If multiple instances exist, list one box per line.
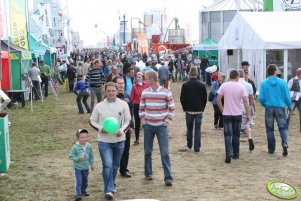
left=264, top=0, right=273, bottom=11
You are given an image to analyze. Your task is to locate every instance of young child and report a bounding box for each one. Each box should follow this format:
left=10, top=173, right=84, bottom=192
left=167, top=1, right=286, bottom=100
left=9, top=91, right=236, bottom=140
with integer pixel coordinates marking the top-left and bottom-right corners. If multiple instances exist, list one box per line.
left=69, top=129, right=94, bottom=201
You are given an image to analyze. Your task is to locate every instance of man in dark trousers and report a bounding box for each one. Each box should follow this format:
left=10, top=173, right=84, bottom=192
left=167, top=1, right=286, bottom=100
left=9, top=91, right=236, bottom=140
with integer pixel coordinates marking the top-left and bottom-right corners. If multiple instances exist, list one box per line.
left=200, top=54, right=210, bottom=82
left=180, top=66, right=207, bottom=153
left=114, top=76, right=133, bottom=178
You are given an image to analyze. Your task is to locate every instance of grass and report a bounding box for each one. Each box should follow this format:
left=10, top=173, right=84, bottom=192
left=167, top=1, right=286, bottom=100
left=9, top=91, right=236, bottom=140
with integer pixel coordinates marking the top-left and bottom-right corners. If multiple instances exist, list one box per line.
left=0, top=86, right=82, bottom=201
left=0, top=82, right=301, bottom=201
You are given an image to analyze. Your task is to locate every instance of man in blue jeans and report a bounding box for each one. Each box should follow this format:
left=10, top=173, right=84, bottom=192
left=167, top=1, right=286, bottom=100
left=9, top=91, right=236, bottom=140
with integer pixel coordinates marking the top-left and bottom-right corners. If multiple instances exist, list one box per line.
left=259, top=64, right=292, bottom=156
left=139, top=71, right=175, bottom=186
left=217, top=70, right=250, bottom=163
left=89, top=82, right=131, bottom=200
left=180, top=67, right=207, bottom=153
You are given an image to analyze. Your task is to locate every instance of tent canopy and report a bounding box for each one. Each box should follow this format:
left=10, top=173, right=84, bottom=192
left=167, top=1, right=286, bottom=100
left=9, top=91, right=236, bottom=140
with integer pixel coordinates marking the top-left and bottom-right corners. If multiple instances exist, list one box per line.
left=1, top=40, right=29, bottom=52
left=28, top=33, right=57, bottom=55
left=203, top=0, right=263, bottom=11
left=218, top=11, right=301, bottom=50
left=193, top=38, right=218, bottom=50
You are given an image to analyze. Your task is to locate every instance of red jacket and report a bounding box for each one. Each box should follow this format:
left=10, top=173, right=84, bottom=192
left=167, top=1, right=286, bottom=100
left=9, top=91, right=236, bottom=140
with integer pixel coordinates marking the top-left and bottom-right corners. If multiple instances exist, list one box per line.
left=130, top=82, right=148, bottom=104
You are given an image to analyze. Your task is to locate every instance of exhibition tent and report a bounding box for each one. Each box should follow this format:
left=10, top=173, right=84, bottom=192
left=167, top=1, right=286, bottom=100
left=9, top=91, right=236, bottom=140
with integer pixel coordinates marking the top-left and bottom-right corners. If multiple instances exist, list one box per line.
left=28, top=33, right=57, bottom=67
left=193, top=38, right=218, bottom=65
left=1, top=40, right=31, bottom=90
left=218, top=11, right=301, bottom=87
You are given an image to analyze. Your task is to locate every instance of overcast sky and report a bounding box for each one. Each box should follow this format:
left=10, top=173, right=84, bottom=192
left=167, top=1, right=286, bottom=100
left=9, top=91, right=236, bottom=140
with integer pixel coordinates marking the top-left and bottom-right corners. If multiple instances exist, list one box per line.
left=63, top=0, right=215, bottom=46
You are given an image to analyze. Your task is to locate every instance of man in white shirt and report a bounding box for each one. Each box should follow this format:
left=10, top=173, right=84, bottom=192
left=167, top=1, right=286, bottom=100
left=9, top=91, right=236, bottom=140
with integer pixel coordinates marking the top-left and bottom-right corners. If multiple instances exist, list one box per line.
left=28, top=62, right=41, bottom=100
left=238, top=69, right=255, bottom=151
left=287, top=68, right=301, bottom=131
left=89, top=82, right=131, bottom=200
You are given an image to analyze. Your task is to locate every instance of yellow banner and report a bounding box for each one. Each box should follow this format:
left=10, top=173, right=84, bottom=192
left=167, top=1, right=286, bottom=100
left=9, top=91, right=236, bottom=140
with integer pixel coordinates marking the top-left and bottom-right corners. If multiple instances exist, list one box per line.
left=9, top=0, right=29, bottom=49
left=10, top=53, right=19, bottom=60
left=21, top=52, right=31, bottom=60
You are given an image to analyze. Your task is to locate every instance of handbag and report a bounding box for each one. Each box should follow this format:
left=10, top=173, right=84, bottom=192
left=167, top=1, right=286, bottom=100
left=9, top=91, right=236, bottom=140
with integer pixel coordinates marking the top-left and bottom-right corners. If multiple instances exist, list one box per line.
left=208, top=92, right=214, bottom=102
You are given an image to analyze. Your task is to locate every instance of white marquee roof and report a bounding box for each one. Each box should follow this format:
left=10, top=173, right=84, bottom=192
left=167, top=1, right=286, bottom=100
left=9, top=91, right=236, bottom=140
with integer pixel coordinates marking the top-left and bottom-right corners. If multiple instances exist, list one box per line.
left=203, top=0, right=262, bottom=12
left=218, top=11, right=301, bottom=50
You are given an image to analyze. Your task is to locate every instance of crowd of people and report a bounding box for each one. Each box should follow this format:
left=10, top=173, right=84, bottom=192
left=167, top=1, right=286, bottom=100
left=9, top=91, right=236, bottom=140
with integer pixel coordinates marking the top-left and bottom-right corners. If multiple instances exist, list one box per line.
left=27, top=48, right=296, bottom=200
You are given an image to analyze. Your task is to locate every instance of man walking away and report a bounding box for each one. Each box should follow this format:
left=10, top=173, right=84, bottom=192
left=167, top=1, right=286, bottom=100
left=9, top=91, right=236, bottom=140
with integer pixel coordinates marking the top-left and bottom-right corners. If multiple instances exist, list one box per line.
left=180, top=67, right=207, bottom=153
left=259, top=64, right=292, bottom=156
left=217, top=70, right=250, bottom=163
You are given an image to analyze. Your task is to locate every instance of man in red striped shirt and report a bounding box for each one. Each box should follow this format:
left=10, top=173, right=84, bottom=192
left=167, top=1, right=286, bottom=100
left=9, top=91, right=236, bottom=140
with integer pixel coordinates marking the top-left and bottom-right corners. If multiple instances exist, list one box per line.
left=139, top=71, right=175, bottom=186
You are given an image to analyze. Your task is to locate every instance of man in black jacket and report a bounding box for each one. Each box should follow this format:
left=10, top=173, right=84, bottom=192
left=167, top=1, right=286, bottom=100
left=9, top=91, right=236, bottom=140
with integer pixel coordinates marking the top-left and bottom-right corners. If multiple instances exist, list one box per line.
left=180, top=66, right=207, bottom=153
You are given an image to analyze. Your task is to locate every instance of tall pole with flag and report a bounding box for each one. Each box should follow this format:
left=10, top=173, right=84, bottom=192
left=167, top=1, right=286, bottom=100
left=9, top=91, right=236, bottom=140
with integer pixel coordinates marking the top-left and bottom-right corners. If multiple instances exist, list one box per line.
left=66, top=0, right=71, bottom=57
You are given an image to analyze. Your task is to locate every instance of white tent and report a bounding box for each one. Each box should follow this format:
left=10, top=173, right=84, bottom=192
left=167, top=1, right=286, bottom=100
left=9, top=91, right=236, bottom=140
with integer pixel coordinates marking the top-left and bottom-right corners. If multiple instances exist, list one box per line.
left=218, top=11, right=301, bottom=88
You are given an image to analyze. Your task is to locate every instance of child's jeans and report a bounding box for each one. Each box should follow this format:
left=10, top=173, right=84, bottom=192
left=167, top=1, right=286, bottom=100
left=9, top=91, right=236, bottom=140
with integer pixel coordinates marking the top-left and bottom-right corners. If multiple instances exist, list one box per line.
left=74, top=168, right=89, bottom=196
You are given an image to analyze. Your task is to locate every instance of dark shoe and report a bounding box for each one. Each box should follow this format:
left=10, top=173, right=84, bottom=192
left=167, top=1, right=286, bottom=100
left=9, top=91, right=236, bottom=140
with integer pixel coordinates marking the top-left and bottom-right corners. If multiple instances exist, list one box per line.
left=121, top=172, right=131, bottom=178
left=268, top=151, right=275, bottom=154
left=283, top=145, right=288, bottom=156
left=145, top=176, right=153, bottom=181
left=82, top=192, right=89, bottom=196
left=249, top=139, right=255, bottom=151
left=225, top=156, right=231, bottom=163
left=165, top=180, right=173, bottom=186
left=214, top=124, right=218, bottom=129
left=87, top=111, right=91, bottom=113
left=232, top=155, right=239, bottom=159
left=75, top=196, right=82, bottom=201
left=133, top=140, right=139, bottom=145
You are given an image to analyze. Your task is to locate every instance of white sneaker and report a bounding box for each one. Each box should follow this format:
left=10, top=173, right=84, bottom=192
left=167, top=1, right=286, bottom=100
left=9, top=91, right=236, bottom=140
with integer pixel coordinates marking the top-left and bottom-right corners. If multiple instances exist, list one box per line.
left=105, top=192, right=114, bottom=200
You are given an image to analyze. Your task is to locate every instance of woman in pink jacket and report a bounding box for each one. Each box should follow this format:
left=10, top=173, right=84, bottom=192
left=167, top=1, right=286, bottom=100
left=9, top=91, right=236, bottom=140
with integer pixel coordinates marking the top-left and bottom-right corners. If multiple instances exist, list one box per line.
left=130, top=72, right=148, bottom=145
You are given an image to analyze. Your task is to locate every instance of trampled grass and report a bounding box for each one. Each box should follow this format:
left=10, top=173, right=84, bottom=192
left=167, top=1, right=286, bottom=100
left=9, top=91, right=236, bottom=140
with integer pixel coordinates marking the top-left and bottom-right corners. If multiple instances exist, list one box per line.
left=0, top=82, right=301, bottom=201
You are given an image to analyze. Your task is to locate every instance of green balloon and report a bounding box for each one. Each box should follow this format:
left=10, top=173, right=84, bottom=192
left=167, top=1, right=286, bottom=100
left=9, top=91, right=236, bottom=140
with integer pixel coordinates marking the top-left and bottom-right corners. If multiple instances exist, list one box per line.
left=103, top=117, right=119, bottom=134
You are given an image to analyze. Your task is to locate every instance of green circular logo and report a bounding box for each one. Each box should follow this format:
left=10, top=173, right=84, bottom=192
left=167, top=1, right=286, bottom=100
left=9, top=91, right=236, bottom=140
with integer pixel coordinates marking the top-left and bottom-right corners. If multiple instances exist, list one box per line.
left=267, top=180, right=299, bottom=200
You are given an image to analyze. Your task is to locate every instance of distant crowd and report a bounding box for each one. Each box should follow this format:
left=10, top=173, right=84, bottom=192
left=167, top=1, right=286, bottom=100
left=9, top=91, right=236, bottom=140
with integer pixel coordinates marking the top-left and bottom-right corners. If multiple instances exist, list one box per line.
left=28, top=48, right=297, bottom=201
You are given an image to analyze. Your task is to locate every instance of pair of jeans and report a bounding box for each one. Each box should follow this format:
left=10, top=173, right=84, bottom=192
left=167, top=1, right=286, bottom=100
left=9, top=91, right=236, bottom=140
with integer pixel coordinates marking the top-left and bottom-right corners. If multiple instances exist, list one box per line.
left=74, top=168, right=89, bottom=196
left=205, top=72, right=211, bottom=86
left=294, top=100, right=301, bottom=131
left=180, top=69, right=186, bottom=82
left=185, top=112, right=203, bottom=152
left=68, top=78, right=75, bottom=93
left=175, top=68, right=181, bottom=81
left=41, top=77, right=49, bottom=97
left=119, top=131, right=131, bottom=174
left=201, top=68, right=206, bottom=82
left=265, top=107, right=288, bottom=153
left=223, top=115, right=242, bottom=157
left=159, top=79, right=168, bottom=88
left=169, top=70, right=175, bottom=82
left=213, top=104, right=223, bottom=128
left=98, top=141, right=124, bottom=193
left=31, top=80, right=41, bottom=100
left=143, top=124, right=173, bottom=182
left=90, top=87, right=102, bottom=111
left=76, top=90, right=90, bottom=113
left=197, top=68, right=201, bottom=80
left=133, top=104, right=141, bottom=141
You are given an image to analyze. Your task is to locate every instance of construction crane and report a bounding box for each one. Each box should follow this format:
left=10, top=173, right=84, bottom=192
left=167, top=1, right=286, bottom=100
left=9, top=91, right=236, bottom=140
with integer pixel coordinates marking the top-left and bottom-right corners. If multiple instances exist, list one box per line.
left=163, top=17, right=180, bottom=43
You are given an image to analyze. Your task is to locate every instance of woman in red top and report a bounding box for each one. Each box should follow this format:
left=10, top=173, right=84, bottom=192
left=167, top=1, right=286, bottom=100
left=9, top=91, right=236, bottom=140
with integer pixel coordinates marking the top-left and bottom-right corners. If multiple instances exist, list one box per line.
left=130, top=72, right=148, bottom=145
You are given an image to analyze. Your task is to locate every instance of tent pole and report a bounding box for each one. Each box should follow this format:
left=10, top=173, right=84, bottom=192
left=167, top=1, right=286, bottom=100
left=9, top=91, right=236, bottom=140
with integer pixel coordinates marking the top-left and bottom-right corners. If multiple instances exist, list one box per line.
left=39, top=79, right=43, bottom=103
left=30, top=84, right=33, bottom=111
left=284, top=50, right=288, bottom=82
